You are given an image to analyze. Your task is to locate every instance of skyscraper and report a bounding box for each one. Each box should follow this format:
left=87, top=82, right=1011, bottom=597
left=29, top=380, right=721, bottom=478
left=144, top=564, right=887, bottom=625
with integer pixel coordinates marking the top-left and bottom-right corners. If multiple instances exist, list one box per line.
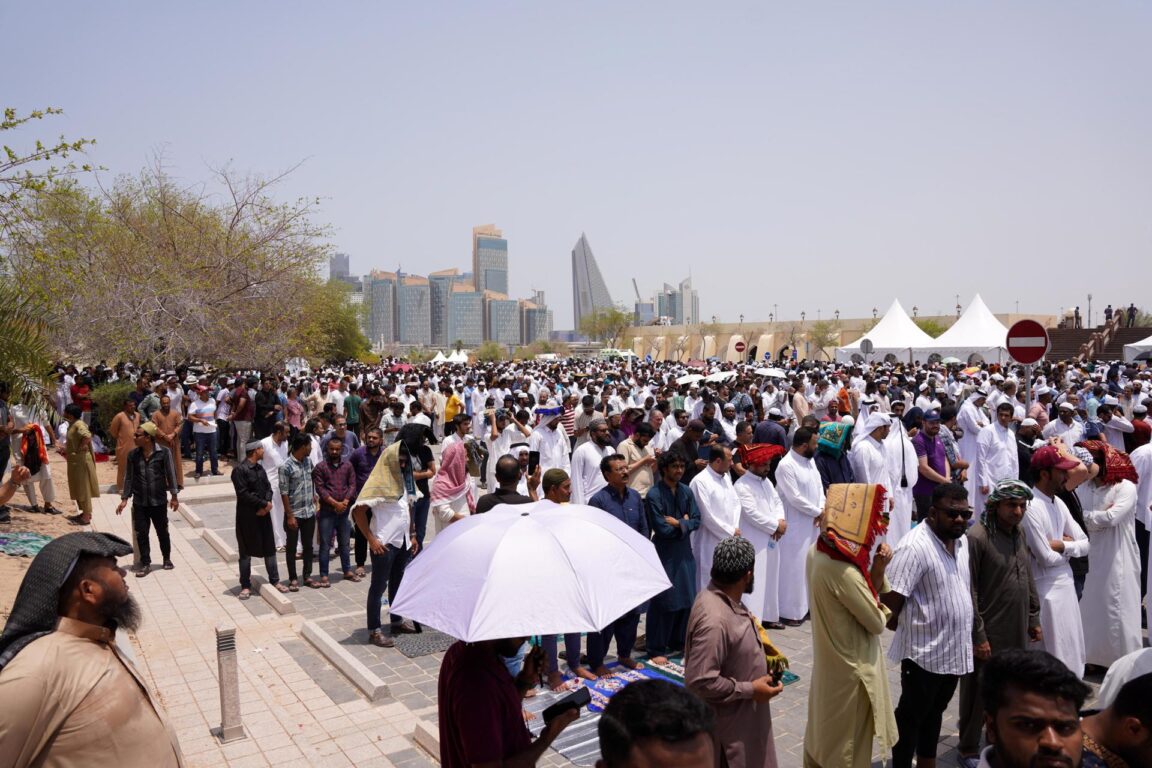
left=366, top=271, right=398, bottom=349
left=448, top=285, right=484, bottom=347
left=472, top=225, right=508, bottom=295
left=429, top=268, right=469, bottom=347
left=397, top=275, right=431, bottom=346
left=487, top=295, right=521, bottom=347
left=571, top=233, right=614, bottom=331
left=329, top=252, right=350, bottom=281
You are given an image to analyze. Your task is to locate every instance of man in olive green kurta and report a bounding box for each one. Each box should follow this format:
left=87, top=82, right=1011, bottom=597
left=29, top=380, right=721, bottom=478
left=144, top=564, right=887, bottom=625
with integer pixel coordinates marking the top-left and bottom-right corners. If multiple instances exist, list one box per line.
left=804, top=543, right=899, bottom=767
left=64, top=406, right=100, bottom=524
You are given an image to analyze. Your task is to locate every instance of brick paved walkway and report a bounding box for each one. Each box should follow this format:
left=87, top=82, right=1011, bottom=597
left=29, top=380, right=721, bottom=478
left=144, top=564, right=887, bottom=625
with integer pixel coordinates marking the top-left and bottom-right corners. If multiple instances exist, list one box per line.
left=84, top=480, right=1120, bottom=767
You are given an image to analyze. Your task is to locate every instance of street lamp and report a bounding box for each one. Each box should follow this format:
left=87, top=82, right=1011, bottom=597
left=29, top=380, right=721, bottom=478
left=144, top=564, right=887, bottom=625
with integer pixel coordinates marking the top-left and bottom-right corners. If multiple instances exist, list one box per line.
left=872, top=307, right=878, bottom=320
left=773, top=304, right=778, bottom=323
left=739, top=313, right=744, bottom=324
left=817, top=309, right=821, bottom=320
left=834, top=309, right=840, bottom=321
left=800, top=311, right=806, bottom=323
left=769, top=312, right=774, bottom=323
left=912, top=305, right=919, bottom=318
left=1087, top=294, right=1093, bottom=328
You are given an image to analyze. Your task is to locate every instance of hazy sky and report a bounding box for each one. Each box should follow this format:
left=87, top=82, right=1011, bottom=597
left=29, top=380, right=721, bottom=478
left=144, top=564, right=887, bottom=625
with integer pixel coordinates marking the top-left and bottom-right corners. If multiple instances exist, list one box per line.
left=6, top=2, right=1151, bottom=329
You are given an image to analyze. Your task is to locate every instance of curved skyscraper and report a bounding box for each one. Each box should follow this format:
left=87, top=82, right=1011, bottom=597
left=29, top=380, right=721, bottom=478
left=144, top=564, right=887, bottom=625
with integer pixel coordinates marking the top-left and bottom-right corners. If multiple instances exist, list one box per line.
left=571, top=233, right=615, bottom=331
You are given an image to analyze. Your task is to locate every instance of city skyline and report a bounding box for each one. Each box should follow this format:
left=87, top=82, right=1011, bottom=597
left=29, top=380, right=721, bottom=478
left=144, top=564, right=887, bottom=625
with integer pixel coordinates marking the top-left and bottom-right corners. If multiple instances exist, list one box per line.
left=7, top=3, right=1150, bottom=325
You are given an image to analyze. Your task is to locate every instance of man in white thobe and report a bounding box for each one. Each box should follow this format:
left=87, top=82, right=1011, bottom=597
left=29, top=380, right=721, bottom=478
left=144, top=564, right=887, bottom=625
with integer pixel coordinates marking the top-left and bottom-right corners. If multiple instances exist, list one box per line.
left=1023, top=446, right=1089, bottom=678
left=1042, top=402, right=1085, bottom=445
left=957, top=390, right=988, bottom=503
left=884, top=410, right=918, bottom=548
left=1097, top=398, right=1134, bottom=453
left=733, top=447, right=786, bottom=626
left=688, top=446, right=740, bottom=594
left=975, top=403, right=1019, bottom=514
left=774, top=427, right=825, bottom=624
left=259, top=423, right=290, bottom=549
left=1130, top=440, right=1152, bottom=633
left=528, top=411, right=571, bottom=476
left=1077, top=457, right=1142, bottom=668
left=569, top=418, right=614, bottom=505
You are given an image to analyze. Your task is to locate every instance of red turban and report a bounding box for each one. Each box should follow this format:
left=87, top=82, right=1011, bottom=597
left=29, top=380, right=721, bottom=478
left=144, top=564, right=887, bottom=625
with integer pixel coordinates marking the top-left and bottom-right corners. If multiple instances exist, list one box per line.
left=741, top=443, right=785, bottom=467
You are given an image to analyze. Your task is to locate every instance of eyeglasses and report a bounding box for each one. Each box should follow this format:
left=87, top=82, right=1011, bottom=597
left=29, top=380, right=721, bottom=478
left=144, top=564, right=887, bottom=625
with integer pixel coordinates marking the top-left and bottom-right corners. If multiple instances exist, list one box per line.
left=938, top=505, right=974, bottom=520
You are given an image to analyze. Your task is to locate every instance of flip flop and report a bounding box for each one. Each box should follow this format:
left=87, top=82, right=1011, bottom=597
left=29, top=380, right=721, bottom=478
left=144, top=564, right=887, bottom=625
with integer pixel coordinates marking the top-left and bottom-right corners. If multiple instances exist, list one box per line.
left=238, top=589, right=251, bottom=600
left=274, top=583, right=290, bottom=593
left=288, top=581, right=300, bottom=592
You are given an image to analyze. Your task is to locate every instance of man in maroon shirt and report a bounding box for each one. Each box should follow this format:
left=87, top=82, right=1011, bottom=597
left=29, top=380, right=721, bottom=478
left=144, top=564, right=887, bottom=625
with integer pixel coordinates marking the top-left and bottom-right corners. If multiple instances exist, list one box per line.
left=312, top=436, right=359, bottom=583
left=438, top=638, right=577, bottom=767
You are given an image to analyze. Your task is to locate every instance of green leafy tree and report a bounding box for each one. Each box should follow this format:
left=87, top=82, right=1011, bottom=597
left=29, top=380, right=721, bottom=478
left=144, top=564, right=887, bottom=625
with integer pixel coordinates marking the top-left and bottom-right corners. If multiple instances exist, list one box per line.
left=9, top=161, right=330, bottom=369
left=475, top=341, right=505, bottom=362
left=0, top=285, right=56, bottom=415
left=300, top=279, right=371, bottom=363
left=914, top=318, right=952, bottom=338
left=1, top=106, right=96, bottom=238
left=806, top=320, right=841, bottom=360
left=579, top=306, right=633, bottom=348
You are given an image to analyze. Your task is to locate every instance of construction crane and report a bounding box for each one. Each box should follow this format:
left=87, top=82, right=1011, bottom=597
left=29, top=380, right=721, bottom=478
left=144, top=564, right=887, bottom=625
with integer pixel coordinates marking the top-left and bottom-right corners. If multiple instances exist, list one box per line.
left=632, top=278, right=642, bottom=303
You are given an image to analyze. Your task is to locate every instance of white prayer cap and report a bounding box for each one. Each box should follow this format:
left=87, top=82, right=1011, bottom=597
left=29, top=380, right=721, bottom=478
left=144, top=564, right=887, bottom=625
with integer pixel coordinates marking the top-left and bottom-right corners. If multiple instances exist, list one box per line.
left=1058, top=402, right=1076, bottom=411
left=1020, top=418, right=1039, bottom=427
left=1102, top=395, right=1120, bottom=407
left=767, top=407, right=783, bottom=417
left=1096, top=648, right=1152, bottom=710
left=1035, top=386, right=1051, bottom=397
left=840, top=415, right=855, bottom=426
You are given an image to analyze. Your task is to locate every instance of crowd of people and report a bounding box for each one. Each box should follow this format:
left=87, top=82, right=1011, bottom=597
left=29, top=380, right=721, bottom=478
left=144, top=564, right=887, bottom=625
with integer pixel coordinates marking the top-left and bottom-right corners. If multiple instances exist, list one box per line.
left=3, top=351, right=1152, bottom=766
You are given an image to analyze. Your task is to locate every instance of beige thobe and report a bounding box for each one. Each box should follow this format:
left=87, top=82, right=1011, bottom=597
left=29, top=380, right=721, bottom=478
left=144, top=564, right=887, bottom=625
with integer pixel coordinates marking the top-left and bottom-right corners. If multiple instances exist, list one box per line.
left=0, top=617, right=184, bottom=767
left=108, top=411, right=140, bottom=492
left=803, top=547, right=898, bottom=768
left=65, top=420, right=100, bottom=514
left=684, top=584, right=777, bottom=768
left=150, top=409, right=183, bottom=483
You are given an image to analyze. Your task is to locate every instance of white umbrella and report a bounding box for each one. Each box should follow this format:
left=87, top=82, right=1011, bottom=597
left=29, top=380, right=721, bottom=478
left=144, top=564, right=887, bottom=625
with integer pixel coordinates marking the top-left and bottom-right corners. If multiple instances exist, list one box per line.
left=389, top=502, right=671, bottom=642
left=676, top=373, right=705, bottom=385
left=755, top=367, right=788, bottom=378
left=704, top=370, right=737, bottom=383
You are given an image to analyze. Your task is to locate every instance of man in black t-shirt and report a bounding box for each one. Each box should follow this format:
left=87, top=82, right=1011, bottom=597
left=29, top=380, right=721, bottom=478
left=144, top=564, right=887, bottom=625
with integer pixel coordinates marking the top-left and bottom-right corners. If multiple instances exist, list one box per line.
left=474, top=455, right=539, bottom=514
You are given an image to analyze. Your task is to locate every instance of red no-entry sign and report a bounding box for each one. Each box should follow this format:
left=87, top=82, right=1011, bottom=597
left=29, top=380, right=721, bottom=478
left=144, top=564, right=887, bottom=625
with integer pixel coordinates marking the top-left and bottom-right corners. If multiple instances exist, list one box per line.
left=1006, top=320, right=1049, bottom=365
left=734, top=341, right=746, bottom=353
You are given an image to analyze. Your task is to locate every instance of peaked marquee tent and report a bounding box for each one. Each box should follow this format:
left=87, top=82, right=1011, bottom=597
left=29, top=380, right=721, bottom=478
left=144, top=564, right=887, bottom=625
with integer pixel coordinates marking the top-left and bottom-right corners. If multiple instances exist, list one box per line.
left=836, top=300, right=935, bottom=363
left=922, top=294, right=1009, bottom=364
left=1124, top=332, right=1152, bottom=362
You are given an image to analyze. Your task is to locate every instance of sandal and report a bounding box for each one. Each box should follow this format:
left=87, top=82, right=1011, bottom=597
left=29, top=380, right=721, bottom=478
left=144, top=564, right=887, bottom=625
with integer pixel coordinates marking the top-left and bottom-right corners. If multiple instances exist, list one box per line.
left=274, top=582, right=290, bottom=594
left=319, top=577, right=330, bottom=588
left=288, top=580, right=300, bottom=592
left=354, top=566, right=366, bottom=578
left=343, top=571, right=361, bottom=583
left=238, top=588, right=251, bottom=600
left=305, top=578, right=320, bottom=589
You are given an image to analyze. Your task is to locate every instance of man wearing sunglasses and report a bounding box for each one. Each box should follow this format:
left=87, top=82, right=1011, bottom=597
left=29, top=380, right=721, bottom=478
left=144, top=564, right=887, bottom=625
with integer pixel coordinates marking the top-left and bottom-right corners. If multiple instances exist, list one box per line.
left=881, top=482, right=975, bottom=768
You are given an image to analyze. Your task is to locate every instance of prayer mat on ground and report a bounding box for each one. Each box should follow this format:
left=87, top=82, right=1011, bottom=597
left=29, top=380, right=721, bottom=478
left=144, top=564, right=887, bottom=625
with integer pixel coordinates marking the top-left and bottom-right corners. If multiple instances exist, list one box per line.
left=392, top=628, right=456, bottom=658
left=0, top=532, right=54, bottom=558
left=645, top=653, right=799, bottom=686
left=561, top=661, right=679, bottom=713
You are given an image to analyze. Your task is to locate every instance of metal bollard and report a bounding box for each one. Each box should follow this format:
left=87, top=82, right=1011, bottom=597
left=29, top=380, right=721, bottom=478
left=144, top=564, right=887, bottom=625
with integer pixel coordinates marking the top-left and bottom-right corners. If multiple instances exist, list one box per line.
left=215, top=624, right=245, bottom=743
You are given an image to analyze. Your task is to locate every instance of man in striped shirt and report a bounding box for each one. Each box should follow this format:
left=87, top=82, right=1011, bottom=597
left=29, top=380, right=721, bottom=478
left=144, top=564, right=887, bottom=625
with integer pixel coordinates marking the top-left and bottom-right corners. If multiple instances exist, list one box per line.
left=881, top=482, right=975, bottom=768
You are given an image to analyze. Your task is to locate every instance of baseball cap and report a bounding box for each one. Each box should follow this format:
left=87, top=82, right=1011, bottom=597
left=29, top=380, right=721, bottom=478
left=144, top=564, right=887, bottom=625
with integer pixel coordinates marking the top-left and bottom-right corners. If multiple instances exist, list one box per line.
left=1030, top=445, right=1078, bottom=472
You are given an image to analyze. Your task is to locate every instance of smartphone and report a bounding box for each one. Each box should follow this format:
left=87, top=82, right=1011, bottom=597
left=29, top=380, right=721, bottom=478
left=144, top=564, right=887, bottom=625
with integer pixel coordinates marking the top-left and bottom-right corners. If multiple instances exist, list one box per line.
left=542, top=686, right=591, bottom=724
left=528, top=450, right=540, bottom=476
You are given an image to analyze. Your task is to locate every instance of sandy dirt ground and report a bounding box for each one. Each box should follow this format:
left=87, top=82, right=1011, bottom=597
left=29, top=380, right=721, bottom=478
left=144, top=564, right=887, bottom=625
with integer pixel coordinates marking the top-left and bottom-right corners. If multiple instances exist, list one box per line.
left=0, top=447, right=236, bottom=623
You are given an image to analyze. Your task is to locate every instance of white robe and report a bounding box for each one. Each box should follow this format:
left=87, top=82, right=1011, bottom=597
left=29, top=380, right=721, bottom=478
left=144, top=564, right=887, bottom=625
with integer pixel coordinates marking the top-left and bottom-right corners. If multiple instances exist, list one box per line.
left=774, top=450, right=825, bottom=621
left=734, top=473, right=784, bottom=622
left=569, top=441, right=613, bottom=505
left=528, top=424, right=571, bottom=476
left=883, top=425, right=917, bottom=548
left=1077, top=480, right=1142, bottom=667
left=259, top=435, right=289, bottom=548
left=975, top=423, right=1019, bottom=513
left=1101, top=415, right=1134, bottom=453
left=957, top=400, right=987, bottom=501
left=1023, top=491, right=1089, bottom=677
left=689, top=466, right=741, bottom=594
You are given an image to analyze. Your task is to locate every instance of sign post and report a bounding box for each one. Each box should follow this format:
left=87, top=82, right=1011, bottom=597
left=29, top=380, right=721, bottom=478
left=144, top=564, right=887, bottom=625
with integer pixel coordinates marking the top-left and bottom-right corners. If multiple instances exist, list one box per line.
left=1006, top=320, right=1050, bottom=414
left=734, top=340, right=746, bottom=361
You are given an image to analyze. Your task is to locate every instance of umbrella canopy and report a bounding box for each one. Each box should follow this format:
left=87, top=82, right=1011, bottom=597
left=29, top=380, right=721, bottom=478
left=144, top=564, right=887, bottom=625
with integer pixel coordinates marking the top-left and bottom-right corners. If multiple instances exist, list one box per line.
left=940, top=357, right=962, bottom=365
left=754, top=367, right=788, bottom=378
left=704, top=370, right=737, bottom=383
left=676, top=373, right=705, bottom=385
left=389, top=502, right=671, bottom=642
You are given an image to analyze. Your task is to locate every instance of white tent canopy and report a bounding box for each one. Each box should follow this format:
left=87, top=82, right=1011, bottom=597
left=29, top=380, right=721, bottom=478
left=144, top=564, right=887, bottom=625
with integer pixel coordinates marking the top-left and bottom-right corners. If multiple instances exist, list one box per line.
left=921, top=294, right=1009, bottom=364
left=431, top=351, right=448, bottom=363
left=1124, top=332, right=1152, bottom=362
left=835, top=300, right=935, bottom=363
left=447, top=350, right=469, bottom=363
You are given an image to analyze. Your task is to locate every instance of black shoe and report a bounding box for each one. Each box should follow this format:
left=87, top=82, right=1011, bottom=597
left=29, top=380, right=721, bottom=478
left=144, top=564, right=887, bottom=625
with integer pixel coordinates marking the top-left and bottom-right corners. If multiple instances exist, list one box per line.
left=780, top=618, right=804, bottom=627
left=0, top=511, right=10, bottom=524
left=162, top=560, right=175, bottom=570
left=763, top=621, right=786, bottom=631
left=136, top=565, right=151, bottom=578
left=210, top=471, right=223, bottom=476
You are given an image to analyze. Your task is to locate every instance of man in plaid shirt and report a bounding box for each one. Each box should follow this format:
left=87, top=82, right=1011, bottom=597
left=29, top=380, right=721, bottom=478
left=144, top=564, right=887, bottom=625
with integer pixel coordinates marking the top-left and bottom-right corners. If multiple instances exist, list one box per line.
left=279, top=434, right=318, bottom=590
